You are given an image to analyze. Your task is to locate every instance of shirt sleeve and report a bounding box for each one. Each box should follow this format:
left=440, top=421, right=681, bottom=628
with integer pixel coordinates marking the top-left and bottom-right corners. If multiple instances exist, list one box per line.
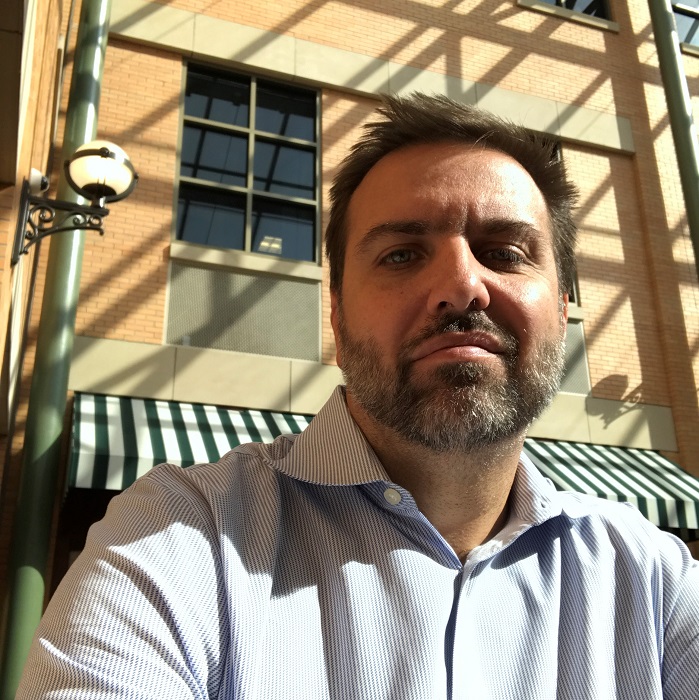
left=16, top=464, right=229, bottom=700
left=660, top=533, right=699, bottom=699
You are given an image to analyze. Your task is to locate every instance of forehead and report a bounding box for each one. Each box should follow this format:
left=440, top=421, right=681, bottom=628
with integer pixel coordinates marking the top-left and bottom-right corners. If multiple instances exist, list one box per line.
left=346, top=142, right=550, bottom=237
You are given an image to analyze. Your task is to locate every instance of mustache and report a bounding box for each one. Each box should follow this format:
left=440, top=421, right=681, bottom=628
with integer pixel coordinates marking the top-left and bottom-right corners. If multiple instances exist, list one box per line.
left=402, top=310, right=518, bottom=357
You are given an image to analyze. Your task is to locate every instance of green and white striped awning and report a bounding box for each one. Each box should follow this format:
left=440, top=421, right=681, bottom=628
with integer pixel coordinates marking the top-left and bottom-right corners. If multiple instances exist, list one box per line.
left=69, top=393, right=699, bottom=537
left=68, top=393, right=312, bottom=491
left=523, top=438, right=699, bottom=537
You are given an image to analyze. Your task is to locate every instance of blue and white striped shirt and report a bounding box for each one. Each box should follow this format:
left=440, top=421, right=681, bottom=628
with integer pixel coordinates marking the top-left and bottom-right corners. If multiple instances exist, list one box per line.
left=19, top=387, right=699, bottom=699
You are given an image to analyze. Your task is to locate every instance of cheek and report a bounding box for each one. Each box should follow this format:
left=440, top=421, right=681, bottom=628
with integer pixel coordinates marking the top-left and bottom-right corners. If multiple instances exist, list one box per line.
left=503, top=282, right=561, bottom=342
left=521, top=278, right=562, bottom=317
left=344, top=284, right=418, bottom=335
left=521, top=282, right=551, bottom=307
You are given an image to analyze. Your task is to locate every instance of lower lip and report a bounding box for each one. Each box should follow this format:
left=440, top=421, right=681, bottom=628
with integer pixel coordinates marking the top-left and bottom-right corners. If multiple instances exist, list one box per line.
left=415, top=346, right=500, bottom=364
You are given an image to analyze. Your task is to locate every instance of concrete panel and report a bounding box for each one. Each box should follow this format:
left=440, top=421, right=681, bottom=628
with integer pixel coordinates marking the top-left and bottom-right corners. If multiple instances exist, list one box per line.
left=476, top=83, right=560, bottom=136
left=557, top=102, right=635, bottom=153
left=291, top=361, right=344, bottom=414
left=530, top=392, right=591, bottom=442
left=69, top=337, right=678, bottom=452
left=295, top=40, right=390, bottom=94
left=69, top=336, right=176, bottom=400
left=587, top=398, right=677, bottom=451
left=173, top=346, right=291, bottom=411
left=170, top=241, right=323, bottom=281
left=110, top=0, right=195, bottom=54
left=387, top=63, right=476, bottom=103
left=193, top=14, right=294, bottom=75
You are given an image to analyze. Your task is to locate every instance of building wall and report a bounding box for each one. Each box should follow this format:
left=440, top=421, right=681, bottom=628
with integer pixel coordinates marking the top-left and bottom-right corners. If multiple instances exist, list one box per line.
left=66, top=0, right=683, bottom=452
left=0, top=0, right=68, bottom=603
left=566, top=144, right=671, bottom=407
left=4, top=0, right=699, bottom=597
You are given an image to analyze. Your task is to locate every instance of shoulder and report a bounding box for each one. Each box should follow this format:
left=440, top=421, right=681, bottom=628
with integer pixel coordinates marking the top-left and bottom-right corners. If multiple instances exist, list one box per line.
left=555, top=490, right=685, bottom=554
left=138, top=433, right=299, bottom=496
left=95, top=434, right=300, bottom=550
left=550, top=491, right=697, bottom=606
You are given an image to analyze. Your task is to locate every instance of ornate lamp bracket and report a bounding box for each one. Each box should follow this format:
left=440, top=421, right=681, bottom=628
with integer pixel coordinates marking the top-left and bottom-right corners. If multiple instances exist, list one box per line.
left=12, top=180, right=109, bottom=265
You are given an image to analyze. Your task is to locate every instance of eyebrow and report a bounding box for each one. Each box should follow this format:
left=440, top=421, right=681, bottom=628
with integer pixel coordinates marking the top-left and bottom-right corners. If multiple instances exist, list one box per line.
left=354, top=220, right=441, bottom=255
left=478, top=218, right=545, bottom=240
left=354, top=217, right=545, bottom=255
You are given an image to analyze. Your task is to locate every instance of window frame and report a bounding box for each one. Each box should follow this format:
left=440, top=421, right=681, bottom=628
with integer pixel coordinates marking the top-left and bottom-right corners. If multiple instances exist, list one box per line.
left=545, top=0, right=610, bottom=17
left=517, top=0, right=618, bottom=31
left=174, top=62, right=322, bottom=267
left=673, top=2, right=699, bottom=48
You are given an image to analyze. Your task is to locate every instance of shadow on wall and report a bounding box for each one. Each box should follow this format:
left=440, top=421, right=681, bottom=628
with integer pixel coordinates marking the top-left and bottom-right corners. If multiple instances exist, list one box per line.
left=588, top=374, right=644, bottom=428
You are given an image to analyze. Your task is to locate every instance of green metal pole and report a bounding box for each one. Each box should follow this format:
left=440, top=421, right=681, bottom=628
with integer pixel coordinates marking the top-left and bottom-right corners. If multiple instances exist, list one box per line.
left=0, top=0, right=112, bottom=695
left=648, top=0, right=699, bottom=280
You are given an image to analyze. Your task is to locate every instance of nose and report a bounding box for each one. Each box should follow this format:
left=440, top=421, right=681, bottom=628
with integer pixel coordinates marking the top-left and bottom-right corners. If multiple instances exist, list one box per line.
left=426, top=237, right=490, bottom=315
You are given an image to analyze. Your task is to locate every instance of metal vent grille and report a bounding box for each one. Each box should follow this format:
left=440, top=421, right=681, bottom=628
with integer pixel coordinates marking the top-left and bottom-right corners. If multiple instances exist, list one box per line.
left=167, top=262, right=320, bottom=361
left=560, top=319, right=591, bottom=395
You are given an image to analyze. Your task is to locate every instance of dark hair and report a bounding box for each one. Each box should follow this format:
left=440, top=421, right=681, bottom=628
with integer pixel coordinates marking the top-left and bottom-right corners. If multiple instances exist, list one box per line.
left=325, top=92, right=579, bottom=295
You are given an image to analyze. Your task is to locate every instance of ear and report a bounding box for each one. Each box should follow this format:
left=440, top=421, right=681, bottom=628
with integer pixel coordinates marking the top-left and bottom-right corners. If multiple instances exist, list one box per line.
left=561, top=293, right=569, bottom=325
left=330, top=290, right=343, bottom=369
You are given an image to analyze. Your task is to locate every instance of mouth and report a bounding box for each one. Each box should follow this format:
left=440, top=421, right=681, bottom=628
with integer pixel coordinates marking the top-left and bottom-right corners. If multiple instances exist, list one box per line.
left=410, top=331, right=506, bottom=364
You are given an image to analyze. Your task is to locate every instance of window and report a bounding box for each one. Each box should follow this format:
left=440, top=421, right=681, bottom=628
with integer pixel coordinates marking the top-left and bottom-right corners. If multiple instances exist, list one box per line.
left=561, top=319, right=591, bottom=394
left=169, top=66, right=322, bottom=361
left=673, top=2, right=699, bottom=46
left=561, top=265, right=589, bottom=394
left=177, top=66, right=319, bottom=263
left=535, top=0, right=610, bottom=18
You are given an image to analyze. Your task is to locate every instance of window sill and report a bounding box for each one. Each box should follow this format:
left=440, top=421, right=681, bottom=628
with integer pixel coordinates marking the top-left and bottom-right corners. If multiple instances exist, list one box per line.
left=567, top=304, right=585, bottom=321
left=517, top=0, right=619, bottom=32
left=170, top=240, right=323, bottom=282
left=680, top=42, right=699, bottom=58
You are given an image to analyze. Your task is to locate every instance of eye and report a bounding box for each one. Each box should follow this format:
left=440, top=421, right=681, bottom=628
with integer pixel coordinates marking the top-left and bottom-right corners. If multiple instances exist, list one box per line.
left=379, top=248, right=418, bottom=266
left=482, top=247, right=526, bottom=266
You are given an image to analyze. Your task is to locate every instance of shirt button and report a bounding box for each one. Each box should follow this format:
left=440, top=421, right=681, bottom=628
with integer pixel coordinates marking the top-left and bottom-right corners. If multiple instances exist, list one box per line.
left=383, top=488, right=402, bottom=505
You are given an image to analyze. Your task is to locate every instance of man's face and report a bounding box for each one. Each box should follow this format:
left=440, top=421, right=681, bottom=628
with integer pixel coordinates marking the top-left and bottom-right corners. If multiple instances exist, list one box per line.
left=331, top=142, right=568, bottom=452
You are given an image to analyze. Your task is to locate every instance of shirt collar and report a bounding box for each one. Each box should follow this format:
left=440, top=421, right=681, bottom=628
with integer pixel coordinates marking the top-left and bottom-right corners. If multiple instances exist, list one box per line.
left=510, top=453, right=563, bottom=525
left=275, top=386, right=391, bottom=485
left=462, top=456, right=565, bottom=563
left=275, top=385, right=566, bottom=532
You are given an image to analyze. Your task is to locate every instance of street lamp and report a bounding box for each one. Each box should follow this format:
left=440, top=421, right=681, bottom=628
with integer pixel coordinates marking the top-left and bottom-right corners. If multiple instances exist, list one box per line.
left=12, top=140, right=138, bottom=265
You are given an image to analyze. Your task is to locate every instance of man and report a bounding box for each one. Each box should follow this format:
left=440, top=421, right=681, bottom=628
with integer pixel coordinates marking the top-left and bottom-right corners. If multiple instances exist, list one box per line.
left=18, top=94, right=699, bottom=698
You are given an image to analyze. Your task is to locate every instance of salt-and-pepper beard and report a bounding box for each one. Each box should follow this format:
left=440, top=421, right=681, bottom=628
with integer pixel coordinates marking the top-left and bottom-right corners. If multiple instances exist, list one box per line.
left=337, top=307, right=566, bottom=453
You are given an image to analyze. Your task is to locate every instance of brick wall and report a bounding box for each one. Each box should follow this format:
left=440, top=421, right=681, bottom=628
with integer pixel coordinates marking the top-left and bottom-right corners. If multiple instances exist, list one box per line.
left=5, top=0, right=699, bottom=595
left=73, top=40, right=180, bottom=344
left=154, top=0, right=644, bottom=115
left=565, top=145, right=671, bottom=407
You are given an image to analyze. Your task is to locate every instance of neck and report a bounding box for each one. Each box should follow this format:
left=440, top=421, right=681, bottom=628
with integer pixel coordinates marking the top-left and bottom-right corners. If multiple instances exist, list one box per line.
left=346, top=391, right=524, bottom=561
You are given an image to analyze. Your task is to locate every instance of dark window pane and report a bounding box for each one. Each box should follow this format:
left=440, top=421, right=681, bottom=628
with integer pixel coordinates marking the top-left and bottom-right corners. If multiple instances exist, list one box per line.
left=252, top=198, right=315, bottom=262
left=569, top=0, right=607, bottom=17
left=185, top=69, right=250, bottom=126
left=181, top=125, right=247, bottom=186
left=256, top=82, right=315, bottom=140
left=178, top=183, right=245, bottom=250
left=676, top=12, right=699, bottom=45
left=253, top=141, right=314, bottom=198
left=537, top=0, right=609, bottom=17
